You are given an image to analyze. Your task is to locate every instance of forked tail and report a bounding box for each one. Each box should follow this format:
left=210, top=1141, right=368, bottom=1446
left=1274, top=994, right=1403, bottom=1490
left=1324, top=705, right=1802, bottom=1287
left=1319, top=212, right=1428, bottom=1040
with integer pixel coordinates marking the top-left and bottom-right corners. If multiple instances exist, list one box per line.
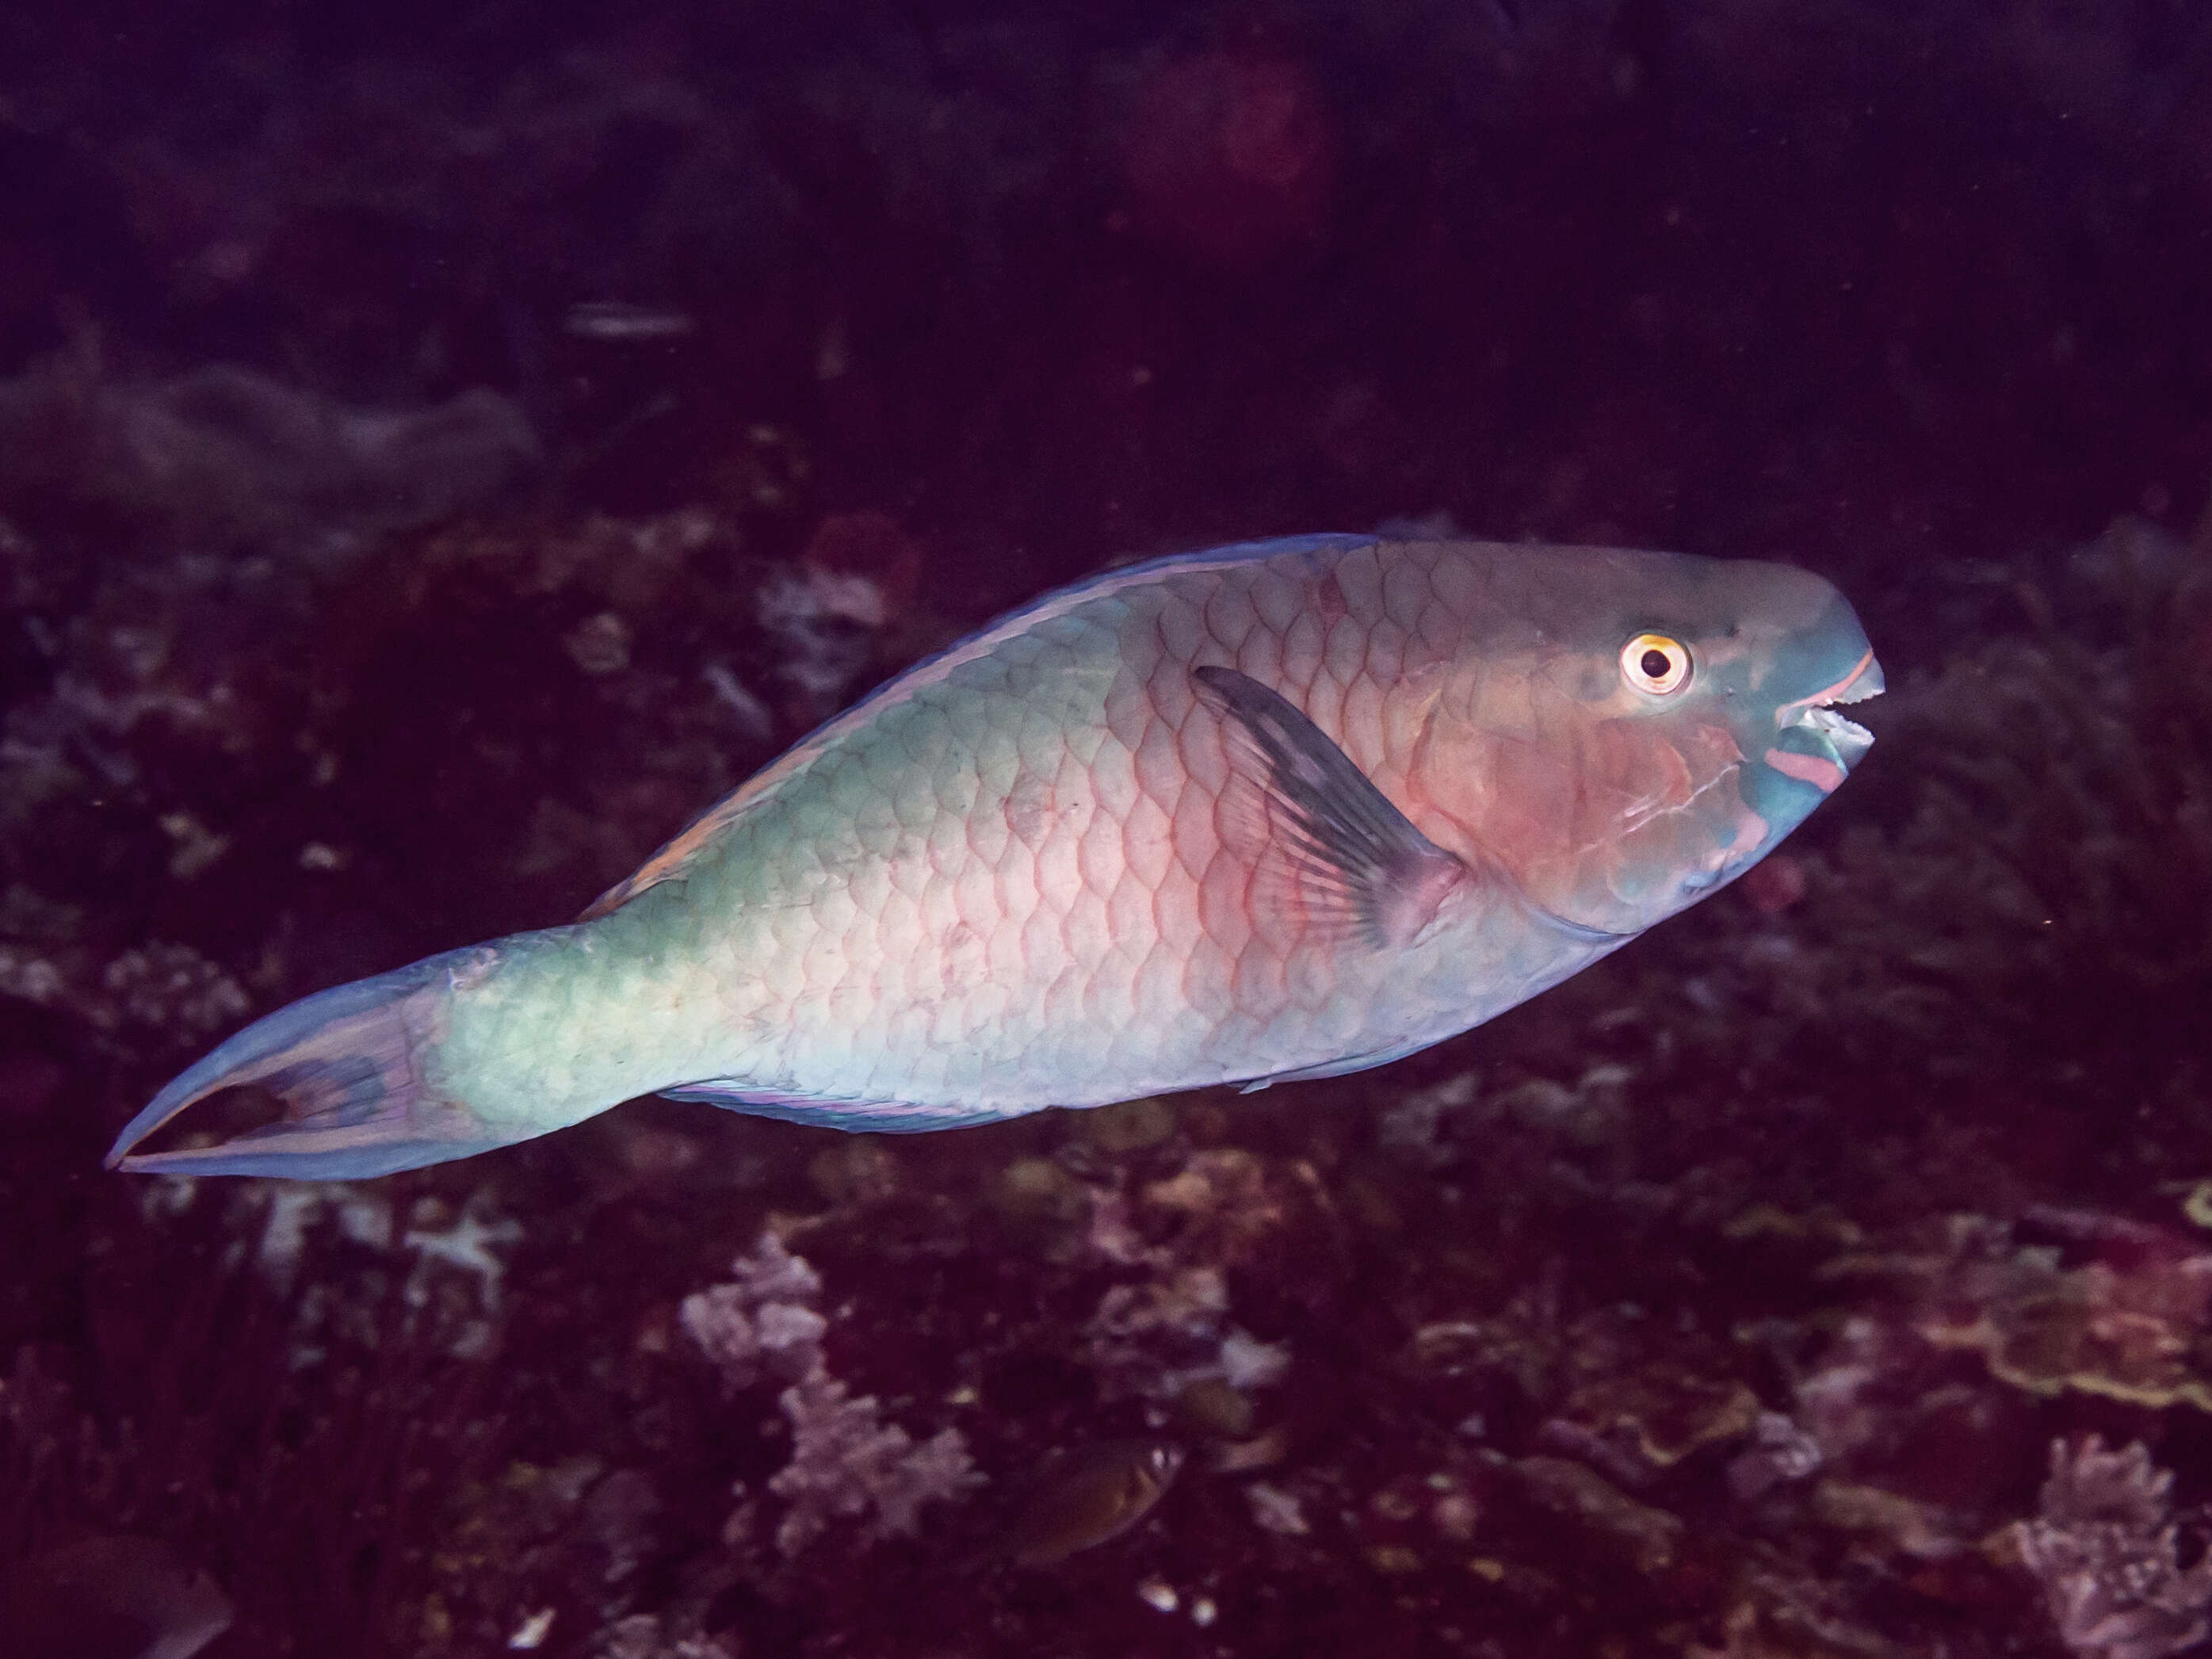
left=105, top=946, right=512, bottom=1179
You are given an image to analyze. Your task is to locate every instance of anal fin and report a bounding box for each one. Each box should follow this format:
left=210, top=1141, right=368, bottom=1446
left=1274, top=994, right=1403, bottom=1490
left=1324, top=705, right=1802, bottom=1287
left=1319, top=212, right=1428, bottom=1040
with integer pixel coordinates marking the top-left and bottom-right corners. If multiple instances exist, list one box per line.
left=662, top=1080, right=1012, bottom=1134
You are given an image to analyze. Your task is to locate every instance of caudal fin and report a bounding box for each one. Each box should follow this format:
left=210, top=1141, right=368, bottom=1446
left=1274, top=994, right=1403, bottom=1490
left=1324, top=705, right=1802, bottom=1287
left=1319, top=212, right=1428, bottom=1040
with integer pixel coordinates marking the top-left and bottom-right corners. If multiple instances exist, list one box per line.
left=106, top=947, right=512, bottom=1179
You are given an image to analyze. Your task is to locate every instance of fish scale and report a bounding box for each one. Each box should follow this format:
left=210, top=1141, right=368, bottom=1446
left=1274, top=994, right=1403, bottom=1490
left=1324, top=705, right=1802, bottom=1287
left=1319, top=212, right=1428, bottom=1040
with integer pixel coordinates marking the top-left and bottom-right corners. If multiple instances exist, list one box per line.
left=109, top=534, right=1882, bottom=1179
left=514, top=542, right=1595, bottom=1101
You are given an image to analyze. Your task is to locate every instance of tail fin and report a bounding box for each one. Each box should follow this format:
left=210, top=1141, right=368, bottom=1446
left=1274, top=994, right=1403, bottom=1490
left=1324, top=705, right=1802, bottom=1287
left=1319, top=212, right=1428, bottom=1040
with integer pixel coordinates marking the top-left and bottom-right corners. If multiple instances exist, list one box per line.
left=106, top=947, right=512, bottom=1179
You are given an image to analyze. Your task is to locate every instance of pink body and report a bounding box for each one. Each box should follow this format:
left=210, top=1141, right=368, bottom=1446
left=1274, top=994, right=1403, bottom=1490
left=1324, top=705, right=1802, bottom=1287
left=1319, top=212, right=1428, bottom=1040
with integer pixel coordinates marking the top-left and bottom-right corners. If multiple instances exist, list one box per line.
left=113, top=533, right=1878, bottom=1175
left=516, top=537, right=1694, bottom=1124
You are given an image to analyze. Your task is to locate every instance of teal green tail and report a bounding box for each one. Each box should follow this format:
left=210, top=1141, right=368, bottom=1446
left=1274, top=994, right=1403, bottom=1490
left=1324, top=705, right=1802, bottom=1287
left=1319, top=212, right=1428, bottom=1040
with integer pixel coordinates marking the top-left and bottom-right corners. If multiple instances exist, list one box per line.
left=105, top=946, right=513, bottom=1179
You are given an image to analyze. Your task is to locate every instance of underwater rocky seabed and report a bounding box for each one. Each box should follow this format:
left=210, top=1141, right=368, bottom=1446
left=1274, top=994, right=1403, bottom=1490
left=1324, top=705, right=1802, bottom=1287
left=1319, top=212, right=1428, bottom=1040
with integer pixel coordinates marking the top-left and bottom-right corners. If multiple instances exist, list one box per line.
left=3, top=1, right=2212, bottom=1655
left=2, top=473, right=2210, bottom=1659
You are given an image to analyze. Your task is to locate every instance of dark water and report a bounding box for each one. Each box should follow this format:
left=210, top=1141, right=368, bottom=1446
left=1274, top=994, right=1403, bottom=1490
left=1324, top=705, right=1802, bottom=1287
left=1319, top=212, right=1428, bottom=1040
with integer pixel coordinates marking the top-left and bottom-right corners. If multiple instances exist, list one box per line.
left=2, top=3, right=2210, bottom=1656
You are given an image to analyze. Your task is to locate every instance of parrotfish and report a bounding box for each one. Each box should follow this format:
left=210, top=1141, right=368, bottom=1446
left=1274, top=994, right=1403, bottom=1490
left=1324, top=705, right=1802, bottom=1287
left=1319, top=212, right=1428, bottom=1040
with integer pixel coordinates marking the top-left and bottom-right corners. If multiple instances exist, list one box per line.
left=108, top=535, right=1881, bottom=1179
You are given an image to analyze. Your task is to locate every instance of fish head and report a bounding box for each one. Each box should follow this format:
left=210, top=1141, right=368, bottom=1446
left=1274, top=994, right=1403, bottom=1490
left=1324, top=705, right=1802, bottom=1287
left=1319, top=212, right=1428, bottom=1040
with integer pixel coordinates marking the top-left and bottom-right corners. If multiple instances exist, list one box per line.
left=1409, top=547, right=1882, bottom=938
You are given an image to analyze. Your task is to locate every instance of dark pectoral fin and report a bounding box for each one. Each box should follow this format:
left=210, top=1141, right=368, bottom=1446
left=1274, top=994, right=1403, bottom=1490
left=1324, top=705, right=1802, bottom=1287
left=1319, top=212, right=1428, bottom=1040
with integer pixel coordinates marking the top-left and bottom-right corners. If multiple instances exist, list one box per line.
left=1193, top=666, right=1469, bottom=950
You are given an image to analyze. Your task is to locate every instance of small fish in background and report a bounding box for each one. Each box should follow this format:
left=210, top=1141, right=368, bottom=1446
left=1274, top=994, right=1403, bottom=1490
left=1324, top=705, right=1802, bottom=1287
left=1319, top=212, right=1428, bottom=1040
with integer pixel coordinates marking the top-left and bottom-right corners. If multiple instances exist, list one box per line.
left=562, top=300, right=695, bottom=342
left=0, top=1534, right=235, bottom=1659
left=966, top=1439, right=1187, bottom=1570
left=108, top=535, right=1881, bottom=1179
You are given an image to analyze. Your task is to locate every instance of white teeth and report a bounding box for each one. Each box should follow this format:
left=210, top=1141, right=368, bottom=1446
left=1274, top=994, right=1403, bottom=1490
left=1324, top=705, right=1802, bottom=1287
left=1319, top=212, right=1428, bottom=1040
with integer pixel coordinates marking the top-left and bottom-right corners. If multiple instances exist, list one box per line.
left=1801, top=705, right=1872, bottom=746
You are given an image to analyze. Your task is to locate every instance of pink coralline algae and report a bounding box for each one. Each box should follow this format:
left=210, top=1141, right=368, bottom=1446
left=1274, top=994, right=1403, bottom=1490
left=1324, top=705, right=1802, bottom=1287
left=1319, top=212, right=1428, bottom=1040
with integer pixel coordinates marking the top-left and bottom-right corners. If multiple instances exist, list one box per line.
left=765, top=1370, right=984, bottom=1558
left=2012, top=1436, right=2212, bottom=1659
left=678, top=1232, right=827, bottom=1391
left=681, top=1234, right=980, bottom=1558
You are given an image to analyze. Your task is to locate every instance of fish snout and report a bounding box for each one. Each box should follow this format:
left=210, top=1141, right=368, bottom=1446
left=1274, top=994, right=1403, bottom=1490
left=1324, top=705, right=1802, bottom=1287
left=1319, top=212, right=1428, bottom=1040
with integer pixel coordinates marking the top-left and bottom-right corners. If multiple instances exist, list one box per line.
left=1767, top=648, right=1882, bottom=794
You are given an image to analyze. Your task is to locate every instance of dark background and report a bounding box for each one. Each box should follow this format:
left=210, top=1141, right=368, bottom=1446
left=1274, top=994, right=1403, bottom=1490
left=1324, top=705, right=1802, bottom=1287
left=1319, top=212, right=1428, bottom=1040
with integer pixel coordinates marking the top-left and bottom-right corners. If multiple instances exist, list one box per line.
left=2, top=3, right=2211, bottom=1657
left=7, top=0, right=2210, bottom=611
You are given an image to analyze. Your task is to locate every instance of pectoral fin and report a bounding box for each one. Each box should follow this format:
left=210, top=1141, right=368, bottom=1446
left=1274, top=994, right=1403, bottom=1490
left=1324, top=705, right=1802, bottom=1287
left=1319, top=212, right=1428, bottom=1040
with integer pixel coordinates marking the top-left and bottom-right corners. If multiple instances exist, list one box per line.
left=1193, top=666, right=1629, bottom=954
left=1193, top=666, right=1469, bottom=949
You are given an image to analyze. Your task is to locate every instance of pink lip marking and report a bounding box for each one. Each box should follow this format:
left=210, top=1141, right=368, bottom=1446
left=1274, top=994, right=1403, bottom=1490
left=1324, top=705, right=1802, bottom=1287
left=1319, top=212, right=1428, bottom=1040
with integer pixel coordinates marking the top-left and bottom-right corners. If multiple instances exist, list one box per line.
left=1763, top=747, right=1847, bottom=793
left=1777, top=648, right=1879, bottom=728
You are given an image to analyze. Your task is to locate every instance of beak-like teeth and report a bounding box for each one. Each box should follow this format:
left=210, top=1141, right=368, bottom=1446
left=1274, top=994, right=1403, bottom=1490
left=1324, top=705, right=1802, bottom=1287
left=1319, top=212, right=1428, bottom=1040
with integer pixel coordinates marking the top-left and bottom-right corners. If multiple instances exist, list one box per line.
left=1802, top=704, right=1872, bottom=746
left=1794, top=652, right=1883, bottom=748
left=1828, top=657, right=1885, bottom=705
left=1779, top=651, right=1883, bottom=755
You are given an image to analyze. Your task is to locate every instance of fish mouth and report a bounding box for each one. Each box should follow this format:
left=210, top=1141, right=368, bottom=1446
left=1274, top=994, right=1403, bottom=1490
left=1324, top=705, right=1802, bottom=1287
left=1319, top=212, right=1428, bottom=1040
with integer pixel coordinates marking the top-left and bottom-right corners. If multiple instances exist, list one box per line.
left=1768, top=649, right=1883, bottom=792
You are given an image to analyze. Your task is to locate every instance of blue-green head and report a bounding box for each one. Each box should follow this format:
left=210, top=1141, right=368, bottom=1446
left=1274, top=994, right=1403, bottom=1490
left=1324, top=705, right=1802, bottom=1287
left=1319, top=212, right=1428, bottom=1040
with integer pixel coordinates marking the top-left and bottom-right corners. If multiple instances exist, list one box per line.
left=1408, top=545, right=1883, bottom=937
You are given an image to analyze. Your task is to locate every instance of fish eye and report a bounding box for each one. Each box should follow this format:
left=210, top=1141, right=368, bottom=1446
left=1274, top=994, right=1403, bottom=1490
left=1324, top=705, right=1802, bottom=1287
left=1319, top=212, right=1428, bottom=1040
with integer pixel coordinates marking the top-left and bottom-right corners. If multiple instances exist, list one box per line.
left=1621, top=633, right=1692, bottom=696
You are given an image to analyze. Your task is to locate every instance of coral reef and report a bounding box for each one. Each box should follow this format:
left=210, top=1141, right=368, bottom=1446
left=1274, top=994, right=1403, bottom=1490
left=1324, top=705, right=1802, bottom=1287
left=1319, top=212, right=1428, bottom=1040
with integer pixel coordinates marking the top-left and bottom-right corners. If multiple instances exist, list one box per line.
left=762, top=1371, right=980, bottom=1558
left=2012, top=1438, right=2212, bottom=1659
left=679, top=1233, right=826, bottom=1393
left=0, top=1196, right=507, bottom=1658
left=683, top=1234, right=980, bottom=1558
left=0, top=356, right=540, bottom=565
left=2, top=4, right=2211, bottom=1655
left=14, top=487, right=2212, bottom=1655
left=1671, top=516, right=2212, bottom=1121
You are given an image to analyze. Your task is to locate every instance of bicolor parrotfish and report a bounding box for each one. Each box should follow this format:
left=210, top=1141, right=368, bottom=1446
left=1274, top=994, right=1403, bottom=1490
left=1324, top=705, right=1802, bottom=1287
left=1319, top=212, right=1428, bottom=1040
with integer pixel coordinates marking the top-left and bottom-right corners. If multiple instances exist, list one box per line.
left=107, top=535, right=1882, bottom=1180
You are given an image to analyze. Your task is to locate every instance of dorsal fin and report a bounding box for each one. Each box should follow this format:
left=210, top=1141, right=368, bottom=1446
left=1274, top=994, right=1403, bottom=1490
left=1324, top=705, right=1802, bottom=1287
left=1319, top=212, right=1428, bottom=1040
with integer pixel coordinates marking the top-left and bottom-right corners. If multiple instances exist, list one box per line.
left=582, top=812, right=717, bottom=919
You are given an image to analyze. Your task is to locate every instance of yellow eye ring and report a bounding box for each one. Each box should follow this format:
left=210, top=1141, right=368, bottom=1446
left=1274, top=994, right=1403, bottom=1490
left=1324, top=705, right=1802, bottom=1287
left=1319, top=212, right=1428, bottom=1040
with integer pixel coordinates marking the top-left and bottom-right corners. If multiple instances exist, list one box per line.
left=1621, top=633, right=1692, bottom=696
